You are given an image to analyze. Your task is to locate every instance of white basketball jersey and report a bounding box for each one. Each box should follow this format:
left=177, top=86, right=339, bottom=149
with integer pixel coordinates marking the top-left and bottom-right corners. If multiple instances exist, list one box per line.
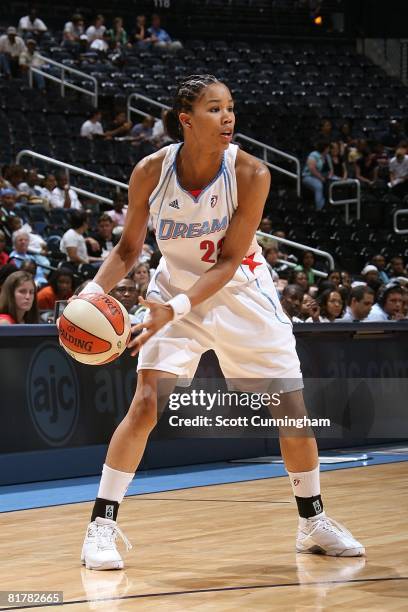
left=149, top=143, right=266, bottom=290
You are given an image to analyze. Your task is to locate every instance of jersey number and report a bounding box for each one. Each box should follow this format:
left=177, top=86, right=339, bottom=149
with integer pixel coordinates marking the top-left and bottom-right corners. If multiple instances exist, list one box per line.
left=200, top=238, right=224, bottom=263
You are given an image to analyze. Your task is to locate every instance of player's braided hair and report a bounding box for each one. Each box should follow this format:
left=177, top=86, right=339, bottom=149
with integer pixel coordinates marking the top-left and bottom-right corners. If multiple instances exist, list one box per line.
left=164, top=74, right=219, bottom=142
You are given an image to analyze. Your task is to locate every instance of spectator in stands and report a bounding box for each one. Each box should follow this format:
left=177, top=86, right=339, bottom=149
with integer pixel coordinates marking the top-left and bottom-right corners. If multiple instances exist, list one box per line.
left=0, top=188, right=17, bottom=222
left=105, top=111, right=132, bottom=139
left=0, top=230, right=9, bottom=267
left=106, top=192, right=128, bottom=227
left=364, top=283, right=404, bottom=321
left=19, top=39, right=46, bottom=90
left=341, top=270, right=352, bottom=289
left=0, top=270, right=38, bottom=324
left=18, top=169, right=44, bottom=201
left=9, top=229, right=49, bottom=287
left=327, top=269, right=342, bottom=288
left=110, top=277, right=139, bottom=323
left=0, top=263, right=17, bottom=289
left=86, top=15, right=106, bottom=43
left=315, top=119, right=336, bottom=144
left=80, top=110, right=105, bottom=139
left=299, top=293, right=320, bottom=322
left=62, top=13, right=85, bottom=44
left=388, top=147, right=408, bottom=199
left=132, top=15, right=150, bottom=46
left=302, top=141, right=329, bottom=210
left=381, top=119, right=408, bottom=150
left=338, top=120, right=354, bottom=156
left=1, top=216, right=21, bottom=251
left=280, top=284, right=304, bottom=321
left=107, top=17, right=128, bottom=47
left=294, top=251, right=315, bottom=285
left=361, top=264, right=380, bottom=292
left=288, top=269, right=309, bottom=293
left=354, top=142, right=379, bottom=187
left=50, top=172, right=82, bottom=209
left=37, top=269, right=74, bottom=311
left=259, top=217, right=272, bottom=234
left=371, top=254, right=390, bottom=284
left=151, top=110, right=173, bottom=149
left=130, top=262, right=150, bottom=290
left=327, top=141, right=347, bottom=180
left=0, top=27, right=26, bottom=78
left=388, top=256, right=407, bottom=279
left=86, top=213, right=117, bottom=259
left=39, top=173, right=56, bottom=207
left=18, top=8, right=48, bottom=41
left=147, top=14, right=182, bottom=51
left=60, top=211, right=93, bottom=265
left=340, top=286, right=375, bottom=322
left=306, top=288, right=345, bottom=322
left=130, top=116, right=155, bottom=145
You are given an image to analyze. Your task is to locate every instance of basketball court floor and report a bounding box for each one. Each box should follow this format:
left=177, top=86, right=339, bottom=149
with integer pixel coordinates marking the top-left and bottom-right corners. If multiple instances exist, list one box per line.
left=0, top=448, right=407, bottom=611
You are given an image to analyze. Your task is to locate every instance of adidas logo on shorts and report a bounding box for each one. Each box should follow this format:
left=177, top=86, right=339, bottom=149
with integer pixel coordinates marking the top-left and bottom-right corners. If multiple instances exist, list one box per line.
left=169, top=199, right=180, bottom=209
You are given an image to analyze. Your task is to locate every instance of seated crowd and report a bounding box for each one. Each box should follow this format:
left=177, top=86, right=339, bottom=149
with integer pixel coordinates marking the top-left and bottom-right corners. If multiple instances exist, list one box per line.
left=0, top=10, right=181, bottom=83
left=302, top=119, right=408, bottom=210
left=0, top=163, right=407, bottom=326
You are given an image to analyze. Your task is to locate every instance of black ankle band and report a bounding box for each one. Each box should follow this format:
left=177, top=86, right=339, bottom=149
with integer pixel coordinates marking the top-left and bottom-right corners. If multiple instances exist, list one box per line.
left=295, top=494, right=324, bottom=519
left=91, top=498, right=120, bottom=522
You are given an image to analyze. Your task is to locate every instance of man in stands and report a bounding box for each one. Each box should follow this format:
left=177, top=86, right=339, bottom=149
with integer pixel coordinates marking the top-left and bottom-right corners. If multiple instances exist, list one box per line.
left=371, top=254, right=390, bottom=284
left=340, top=286, right=375, bottom=322
left=50, top=172, right=82, bottom=210
left=86, top=14, right=106, bottom=43
left=18, top=8, right=48, bottom=41
left=62, top=13, right=85, bottom=45
left=388, top=256, right=407, bottom=280
left=147, top=14, right=182, bottom=51
left=364, top=284, right=404, bottom=322
left=388, top=147, right=408, bottom=199
left=80, top=110, right=105, bottom=139
left=109, top=277, right=139, bottom=323
left=280, top=284, right=304, bottom=322
left=19, top=39, right=46, bottom=90
left=0, top=27, right=26, bottom=78
left=86, top=214, right=118, bottom=259
left=106, top=192, right=128, bottom=228
left=104, top=111, right=133, bottom=139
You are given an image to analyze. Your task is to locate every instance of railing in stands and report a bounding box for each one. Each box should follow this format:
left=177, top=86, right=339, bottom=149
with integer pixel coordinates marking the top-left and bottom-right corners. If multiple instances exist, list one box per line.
left=28, top=56, right=98, bottom=107
left=127, top=93, right=168, bottom=121
left=126, top=94, right=301, bottom=196
left=16, top=150, right=127, bottom=206
left=393, top=209, right=408, bottom=234
left=234, top=134, right=301, bottom=197
left=256, top=230, right=334, bottom=273
left=329, top=179, right=361, bottom=225
left=15, top=151, right=334, bottom=272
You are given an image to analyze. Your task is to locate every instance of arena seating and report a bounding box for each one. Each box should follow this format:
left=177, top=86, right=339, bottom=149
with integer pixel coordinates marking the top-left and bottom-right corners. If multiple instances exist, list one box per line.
left=1, top=24, right=408, bottom=273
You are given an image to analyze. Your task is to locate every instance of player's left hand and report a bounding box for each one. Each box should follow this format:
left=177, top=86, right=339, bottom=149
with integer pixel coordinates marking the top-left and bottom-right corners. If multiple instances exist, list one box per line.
left=127, top=297, right=174, bottom=356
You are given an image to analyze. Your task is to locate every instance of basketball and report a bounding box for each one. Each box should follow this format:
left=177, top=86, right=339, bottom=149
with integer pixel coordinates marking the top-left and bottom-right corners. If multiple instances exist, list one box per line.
left=58, top=294, right=131, bottom=365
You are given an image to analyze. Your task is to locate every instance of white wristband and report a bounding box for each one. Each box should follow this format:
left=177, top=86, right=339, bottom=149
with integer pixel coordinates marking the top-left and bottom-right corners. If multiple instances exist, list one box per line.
left=166, top=294, right=191, bottom=321
left=79, top=281, right=105, bottom=296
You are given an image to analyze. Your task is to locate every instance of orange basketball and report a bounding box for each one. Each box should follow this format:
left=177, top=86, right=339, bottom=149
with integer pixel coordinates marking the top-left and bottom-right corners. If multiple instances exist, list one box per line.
left=58, top=294, right=131, bottom=365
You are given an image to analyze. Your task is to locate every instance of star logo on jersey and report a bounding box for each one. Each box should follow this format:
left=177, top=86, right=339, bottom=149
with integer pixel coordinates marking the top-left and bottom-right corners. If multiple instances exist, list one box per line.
left=210, top=195, right=218, bottom=208
left=169, top=199, right=180, bottom=209
left=241, top=253, right=262, bottom=274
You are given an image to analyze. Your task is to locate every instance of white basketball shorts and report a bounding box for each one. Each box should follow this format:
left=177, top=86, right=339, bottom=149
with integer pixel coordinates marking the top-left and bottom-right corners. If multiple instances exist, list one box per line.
left=137, top=264, right=303, bottom=391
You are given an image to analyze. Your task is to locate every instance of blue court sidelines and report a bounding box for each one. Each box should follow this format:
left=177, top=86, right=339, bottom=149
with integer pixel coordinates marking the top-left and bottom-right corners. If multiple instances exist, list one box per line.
left=1, top=450, right=407, bottom=513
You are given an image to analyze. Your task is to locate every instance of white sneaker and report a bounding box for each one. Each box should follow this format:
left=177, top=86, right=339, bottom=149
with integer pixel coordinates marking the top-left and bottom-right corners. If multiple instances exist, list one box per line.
left=296, top=513, right=365, bottom=557
left=81, top=517, right=132, bottom=570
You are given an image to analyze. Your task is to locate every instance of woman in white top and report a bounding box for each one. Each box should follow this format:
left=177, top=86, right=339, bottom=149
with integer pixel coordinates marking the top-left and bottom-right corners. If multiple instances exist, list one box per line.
left=76, top=74, right=364, bottom=570
left=306, top=288, right=346, bottom=322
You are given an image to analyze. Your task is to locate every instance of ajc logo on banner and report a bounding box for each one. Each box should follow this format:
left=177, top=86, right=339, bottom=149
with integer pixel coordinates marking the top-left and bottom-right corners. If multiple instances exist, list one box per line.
left=27, top=343, right=79, bottom=446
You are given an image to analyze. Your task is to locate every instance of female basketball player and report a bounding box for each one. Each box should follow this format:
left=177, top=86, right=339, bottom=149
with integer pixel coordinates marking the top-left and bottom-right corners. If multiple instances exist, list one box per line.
left=80, top=75, right=364, bottom=569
